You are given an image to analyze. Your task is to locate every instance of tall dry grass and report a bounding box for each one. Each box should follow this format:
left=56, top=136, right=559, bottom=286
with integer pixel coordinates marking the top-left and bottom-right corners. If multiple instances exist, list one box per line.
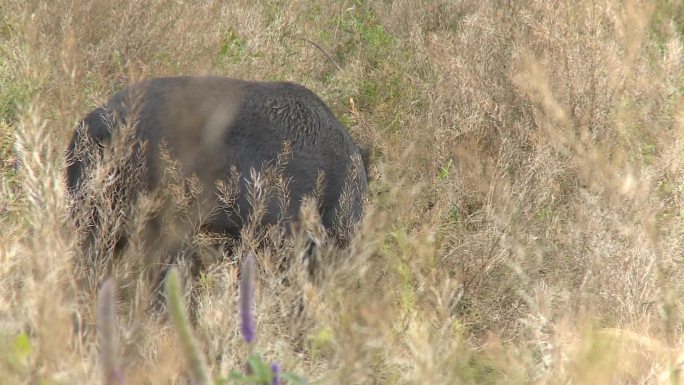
left=1, top=0, right=684, bottom=383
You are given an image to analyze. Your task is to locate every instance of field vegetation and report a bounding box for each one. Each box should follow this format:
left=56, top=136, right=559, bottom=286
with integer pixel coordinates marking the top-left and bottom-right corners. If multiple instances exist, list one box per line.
left=1, top=0, right=684, bottom=383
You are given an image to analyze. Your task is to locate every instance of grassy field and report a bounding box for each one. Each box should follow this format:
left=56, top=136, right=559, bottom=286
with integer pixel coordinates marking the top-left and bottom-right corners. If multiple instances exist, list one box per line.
left=2, top=0, right=684, bottom=383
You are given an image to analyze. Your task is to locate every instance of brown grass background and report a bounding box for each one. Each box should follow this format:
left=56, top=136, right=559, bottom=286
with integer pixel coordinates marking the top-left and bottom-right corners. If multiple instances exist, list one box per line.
left=1, top=0, right=684, bottom=383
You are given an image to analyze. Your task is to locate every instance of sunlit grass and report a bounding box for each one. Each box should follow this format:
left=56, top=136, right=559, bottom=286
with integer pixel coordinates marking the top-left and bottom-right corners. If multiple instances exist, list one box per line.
left=1, top=0, right=683, bottom=384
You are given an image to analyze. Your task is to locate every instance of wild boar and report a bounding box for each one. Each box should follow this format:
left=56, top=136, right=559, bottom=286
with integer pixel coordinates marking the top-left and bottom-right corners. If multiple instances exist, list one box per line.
left=66, top=76, right=367, bottom=268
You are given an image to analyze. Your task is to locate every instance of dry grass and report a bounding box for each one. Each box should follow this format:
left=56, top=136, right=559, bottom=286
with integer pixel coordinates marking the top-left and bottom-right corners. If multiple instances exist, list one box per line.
left=2, top=0, right=684, bottom=383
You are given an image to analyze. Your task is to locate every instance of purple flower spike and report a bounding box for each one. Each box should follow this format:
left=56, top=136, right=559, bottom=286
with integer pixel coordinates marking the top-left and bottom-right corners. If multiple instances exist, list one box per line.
left=271, top=363, right=282, bottom=385
left=239, top=253, right=256, bottom=344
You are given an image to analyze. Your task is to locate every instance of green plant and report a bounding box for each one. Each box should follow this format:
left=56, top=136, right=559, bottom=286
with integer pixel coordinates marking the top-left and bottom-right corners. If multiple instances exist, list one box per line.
left=95, top=255, right=307, bottom=384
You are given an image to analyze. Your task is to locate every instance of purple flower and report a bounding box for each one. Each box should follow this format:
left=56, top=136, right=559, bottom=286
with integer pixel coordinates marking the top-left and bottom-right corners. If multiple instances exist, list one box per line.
left=97, top=279, right=125, bottom=385
left=239, top=253, right=256, bottom=344
left=271, top=363, right=281, bottom=385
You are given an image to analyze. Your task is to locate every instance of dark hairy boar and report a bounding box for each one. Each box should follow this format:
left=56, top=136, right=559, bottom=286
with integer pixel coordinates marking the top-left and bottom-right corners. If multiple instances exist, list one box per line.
left=66, top=76, right=368, bottom=268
